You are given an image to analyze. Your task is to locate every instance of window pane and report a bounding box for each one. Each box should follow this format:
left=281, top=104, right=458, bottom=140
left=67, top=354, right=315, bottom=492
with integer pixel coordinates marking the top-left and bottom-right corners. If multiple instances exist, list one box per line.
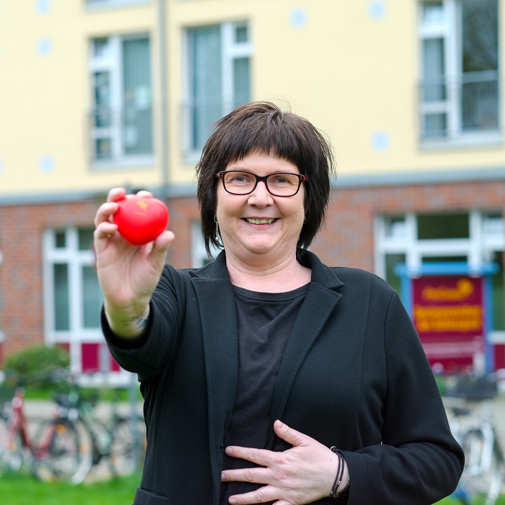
left=78, top=228, right=95, bottom=251
left=92, top=37, right=110, bottom=59
left=422, top=38, right=446, bottom=102
left=422, top=2, right=444, bottom=27
left=235, top=25, right=249, bottom=43
left=386, top=253, right=406, bottom=296
left=82, top=266, right=104, bottom=329
left=483, top=213, right=504, bottom=238
left=461, top=0, right=498, bottom=73
left=55, top=231, right=66, bottom=248
left=417, top=213, right=470, bottom=239
left=421, top=255, right=468, bottom=263
left=423, top=113, right=447, bottom=138
left=233, top=57, right=251, bottom=108
left=123, top=38, right=153, bottom=155
left=54, top=264, right=70, bottom=331
left=93, top=71, right=111, bottom=128
left=189, top=25, right=222, bottom=150
left=491, top=251, right=504, bottom=331
left=95, top=138, right=112, bottom=159
left=384, top=216, right=407, bottom=240
left=461, top=78, right=499, bottom=131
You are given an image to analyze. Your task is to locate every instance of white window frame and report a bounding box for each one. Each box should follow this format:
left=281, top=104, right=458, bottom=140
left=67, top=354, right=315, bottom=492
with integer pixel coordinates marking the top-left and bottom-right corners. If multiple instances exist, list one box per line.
left=191, top=221, right=221, bottom=267
left=375, top=210, right=505, bottom=277
left=418, top=0, right=502, bottom=149
left=43, top=228, right=129, bottom=384
left=182, top=20, right=253, bottom=163
left=89, top=33, right=154, bottom=169
left=85, top=0, right=151, bottom=10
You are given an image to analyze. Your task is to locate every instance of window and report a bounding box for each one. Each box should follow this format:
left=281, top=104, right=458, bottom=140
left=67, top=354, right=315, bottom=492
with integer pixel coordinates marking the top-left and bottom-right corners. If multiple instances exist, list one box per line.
left=43, top=228, right=124, bottom=379
left=89, top=35, right=153, bottom=164
left=191, top=221, right=221, bottom=267
left=376, top=211, right=505, bottom=328
left=418, top=0, right=500, bottom=145
left=183, top=21, right=252, bottom=158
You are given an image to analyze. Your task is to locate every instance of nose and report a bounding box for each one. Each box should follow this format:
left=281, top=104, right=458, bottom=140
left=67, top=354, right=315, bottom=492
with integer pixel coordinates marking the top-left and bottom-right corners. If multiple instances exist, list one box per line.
left=248, top=180, right=273, bottom=207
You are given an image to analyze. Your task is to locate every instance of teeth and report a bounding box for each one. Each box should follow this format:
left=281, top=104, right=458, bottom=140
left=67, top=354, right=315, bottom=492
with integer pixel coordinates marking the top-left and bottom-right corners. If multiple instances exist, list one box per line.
left=246, top=218, right=275, bottom=225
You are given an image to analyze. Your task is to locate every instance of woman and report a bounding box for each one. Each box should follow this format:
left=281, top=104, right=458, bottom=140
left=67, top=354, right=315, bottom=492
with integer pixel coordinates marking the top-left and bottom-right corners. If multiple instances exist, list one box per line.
left=94, top=102, right=464, bottom=505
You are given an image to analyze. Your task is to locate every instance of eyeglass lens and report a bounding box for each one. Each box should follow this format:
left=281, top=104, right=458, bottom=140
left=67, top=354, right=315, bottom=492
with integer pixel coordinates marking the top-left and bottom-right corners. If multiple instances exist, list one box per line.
left=222, top=171, right=301, bottom=196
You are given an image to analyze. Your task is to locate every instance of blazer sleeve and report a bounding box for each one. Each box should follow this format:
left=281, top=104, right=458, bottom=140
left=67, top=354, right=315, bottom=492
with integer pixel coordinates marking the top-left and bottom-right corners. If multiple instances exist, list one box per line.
left=101, top=265, right=184, bottom=382
left=342, top=290, right=464, bottom=505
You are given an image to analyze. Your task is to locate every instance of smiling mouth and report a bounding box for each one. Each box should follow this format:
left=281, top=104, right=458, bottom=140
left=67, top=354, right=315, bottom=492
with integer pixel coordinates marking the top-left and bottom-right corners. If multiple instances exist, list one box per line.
left=244, top=218, right=277, bottom=225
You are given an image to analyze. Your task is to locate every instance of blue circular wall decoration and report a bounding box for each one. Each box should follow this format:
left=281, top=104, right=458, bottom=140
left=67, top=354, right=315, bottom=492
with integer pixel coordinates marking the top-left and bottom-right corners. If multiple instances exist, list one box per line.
left=372, top=131, right=390, bottom=151
left=290, top=9, right=308, bottom=28
left=40, top=156, right=55, bottom=173
left=38, top=38, right=52, bottom=56
left=369, top=1, right=387, bottom=20
left=37, top=0, right=51, bottom=14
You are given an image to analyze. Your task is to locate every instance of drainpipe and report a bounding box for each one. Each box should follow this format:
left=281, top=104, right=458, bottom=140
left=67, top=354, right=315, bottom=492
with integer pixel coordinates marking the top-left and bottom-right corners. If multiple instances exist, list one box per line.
left=158, top=0, right=169, bottom=204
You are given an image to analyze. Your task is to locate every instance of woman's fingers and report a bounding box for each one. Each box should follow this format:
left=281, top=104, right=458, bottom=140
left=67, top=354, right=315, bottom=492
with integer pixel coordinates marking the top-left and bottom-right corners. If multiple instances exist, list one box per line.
left=273, top=421, right=307, bottom=447
left=107, top=187, right=126, bottom=203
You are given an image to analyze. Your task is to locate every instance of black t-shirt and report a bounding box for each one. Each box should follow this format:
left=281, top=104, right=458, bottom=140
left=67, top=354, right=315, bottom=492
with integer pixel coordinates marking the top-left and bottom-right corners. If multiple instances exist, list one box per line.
left=220, top=283, right=309, bottom=505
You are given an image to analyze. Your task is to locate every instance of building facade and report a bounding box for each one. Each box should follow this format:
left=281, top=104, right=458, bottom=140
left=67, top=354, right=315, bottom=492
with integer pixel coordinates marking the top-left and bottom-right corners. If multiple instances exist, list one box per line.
left=0, top=0, right=503, bottom=379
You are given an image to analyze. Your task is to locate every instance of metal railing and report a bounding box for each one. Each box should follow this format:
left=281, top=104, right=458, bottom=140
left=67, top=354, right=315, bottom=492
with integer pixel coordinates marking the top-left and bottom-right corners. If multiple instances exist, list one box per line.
left=419, top=71, right=500, bottom=140
left=89, top=106, right=153, bottom=162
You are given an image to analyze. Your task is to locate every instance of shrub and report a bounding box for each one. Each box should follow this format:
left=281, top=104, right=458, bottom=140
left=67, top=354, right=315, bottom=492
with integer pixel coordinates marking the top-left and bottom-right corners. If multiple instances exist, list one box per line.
left=3, top=345, right=70, bottom=388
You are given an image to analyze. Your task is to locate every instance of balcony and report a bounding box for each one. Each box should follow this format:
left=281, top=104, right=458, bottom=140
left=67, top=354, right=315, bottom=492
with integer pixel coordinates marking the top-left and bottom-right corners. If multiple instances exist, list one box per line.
left=419, top=71, right=501, bottom=148
left=89, top=106, right=153, bottom=167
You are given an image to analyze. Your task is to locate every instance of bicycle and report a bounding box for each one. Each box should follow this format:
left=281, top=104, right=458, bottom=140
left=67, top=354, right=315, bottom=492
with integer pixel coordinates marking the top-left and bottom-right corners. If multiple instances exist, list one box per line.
left=48, top=374, right=145, bottom=480
left=0, top=385, right=85, bottom=482
left=444, top=373, right=505, bottom=505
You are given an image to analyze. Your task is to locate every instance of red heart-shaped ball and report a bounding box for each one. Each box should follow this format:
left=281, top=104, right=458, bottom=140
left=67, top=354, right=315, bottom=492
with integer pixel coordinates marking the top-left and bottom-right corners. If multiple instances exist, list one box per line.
left=113, top=195, right=169, bottom=246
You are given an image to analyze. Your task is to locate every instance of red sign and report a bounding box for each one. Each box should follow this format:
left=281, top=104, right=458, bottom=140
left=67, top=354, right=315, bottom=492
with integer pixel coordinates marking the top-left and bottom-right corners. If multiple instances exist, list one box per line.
left=412, top=275, right=484, bottom=371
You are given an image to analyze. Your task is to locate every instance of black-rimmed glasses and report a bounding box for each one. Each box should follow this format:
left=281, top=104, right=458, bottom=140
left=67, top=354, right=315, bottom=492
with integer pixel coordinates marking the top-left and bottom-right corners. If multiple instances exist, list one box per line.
left=215, top=170, right=306, bottom=197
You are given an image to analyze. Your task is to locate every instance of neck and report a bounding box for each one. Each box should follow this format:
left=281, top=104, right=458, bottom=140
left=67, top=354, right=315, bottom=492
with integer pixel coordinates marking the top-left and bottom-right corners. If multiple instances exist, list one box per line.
left=225, top=250, right=311, bottom=292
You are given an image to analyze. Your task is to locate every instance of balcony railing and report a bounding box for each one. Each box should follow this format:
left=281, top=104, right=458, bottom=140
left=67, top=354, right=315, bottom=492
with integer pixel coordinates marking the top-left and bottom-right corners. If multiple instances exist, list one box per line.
left=419, top=71, right=500, bottom=140
left=89, top=106, right=153, bottom=162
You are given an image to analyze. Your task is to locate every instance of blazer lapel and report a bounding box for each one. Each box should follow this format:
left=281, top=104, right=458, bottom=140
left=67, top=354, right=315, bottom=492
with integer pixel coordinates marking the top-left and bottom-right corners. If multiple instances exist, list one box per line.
left=190, top=253, right=238, bottom=504
left=267, top=252, right=344, bottom=448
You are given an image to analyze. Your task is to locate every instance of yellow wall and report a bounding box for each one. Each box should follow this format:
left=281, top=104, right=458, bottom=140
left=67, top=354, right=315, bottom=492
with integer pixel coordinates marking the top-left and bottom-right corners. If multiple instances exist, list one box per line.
left=0, top=0, right=504, bottom=197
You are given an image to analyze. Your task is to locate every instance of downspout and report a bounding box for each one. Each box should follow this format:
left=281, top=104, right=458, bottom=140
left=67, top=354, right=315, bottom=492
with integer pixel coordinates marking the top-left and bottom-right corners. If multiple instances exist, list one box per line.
left=158, top=0, right=169, bottom=204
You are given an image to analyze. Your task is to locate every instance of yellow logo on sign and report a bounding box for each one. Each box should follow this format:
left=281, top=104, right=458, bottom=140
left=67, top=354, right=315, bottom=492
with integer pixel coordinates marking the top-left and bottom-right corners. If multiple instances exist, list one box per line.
left=422, top=278, right=474, bottom=302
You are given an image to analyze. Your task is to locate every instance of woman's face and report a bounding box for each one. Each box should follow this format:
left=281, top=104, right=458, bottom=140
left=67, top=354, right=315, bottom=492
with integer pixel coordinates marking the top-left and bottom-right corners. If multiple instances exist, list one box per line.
left=215, top=150, right=306, bottom=264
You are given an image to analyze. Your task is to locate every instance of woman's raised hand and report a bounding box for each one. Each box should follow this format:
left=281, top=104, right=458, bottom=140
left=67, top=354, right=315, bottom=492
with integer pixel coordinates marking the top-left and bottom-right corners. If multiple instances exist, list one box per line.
left=221, top=421, right=346, bottom=505
left=94, top=187, right=174, bottom=337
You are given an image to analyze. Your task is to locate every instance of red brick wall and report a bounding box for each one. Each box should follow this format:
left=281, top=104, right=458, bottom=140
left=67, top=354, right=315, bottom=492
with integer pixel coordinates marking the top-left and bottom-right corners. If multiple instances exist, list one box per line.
left=1, top=178, right=504, bottom=365
left=312, top=179, right=505, bottom=270
left=0, top=200, right=98, bottom=361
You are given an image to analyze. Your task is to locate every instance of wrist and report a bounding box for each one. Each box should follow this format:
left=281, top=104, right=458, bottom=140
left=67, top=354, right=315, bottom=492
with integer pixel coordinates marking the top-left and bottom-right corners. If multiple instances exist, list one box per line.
left=104, top=301, right=151, bottom=338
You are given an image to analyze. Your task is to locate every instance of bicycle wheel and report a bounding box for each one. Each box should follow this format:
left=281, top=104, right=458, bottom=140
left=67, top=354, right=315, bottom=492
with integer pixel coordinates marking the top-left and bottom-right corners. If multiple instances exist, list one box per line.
left=32, top=418, right=91, bottom=483
left=109, top=416, right=145, bottom=476
left=459, top=428, right=503, bottom=505
left=0, top=416, right=24, bottom=475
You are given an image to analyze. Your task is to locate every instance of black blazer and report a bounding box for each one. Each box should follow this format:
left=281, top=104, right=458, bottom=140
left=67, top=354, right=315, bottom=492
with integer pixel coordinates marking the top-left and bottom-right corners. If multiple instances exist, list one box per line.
left=104, top=251, right=464, bottom=505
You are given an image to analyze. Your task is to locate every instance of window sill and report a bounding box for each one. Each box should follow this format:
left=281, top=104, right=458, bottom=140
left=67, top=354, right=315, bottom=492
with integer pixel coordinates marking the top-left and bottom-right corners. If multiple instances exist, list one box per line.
left=85, top=0, right=151, bottom=11
left=90, top=155, right=155, bottom=171
left=419, top=130, right=503, bottom=151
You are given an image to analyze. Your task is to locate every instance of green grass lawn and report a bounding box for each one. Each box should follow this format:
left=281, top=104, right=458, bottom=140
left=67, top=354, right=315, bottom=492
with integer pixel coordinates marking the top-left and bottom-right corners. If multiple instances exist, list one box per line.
left=0, top=472, right=142, bottom=505
left=436, top=497, right=505, bottom=504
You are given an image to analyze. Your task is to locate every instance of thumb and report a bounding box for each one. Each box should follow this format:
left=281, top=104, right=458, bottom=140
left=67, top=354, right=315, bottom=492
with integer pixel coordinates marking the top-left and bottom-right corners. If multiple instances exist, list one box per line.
left=151, top=230, right=175, bottom=262
left=273, top=420, right=307, bottom=447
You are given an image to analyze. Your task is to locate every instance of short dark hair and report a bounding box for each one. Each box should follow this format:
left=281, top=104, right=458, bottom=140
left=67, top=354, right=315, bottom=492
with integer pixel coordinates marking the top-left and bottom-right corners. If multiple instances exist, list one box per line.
left=196, top=101, right=336, bottom=258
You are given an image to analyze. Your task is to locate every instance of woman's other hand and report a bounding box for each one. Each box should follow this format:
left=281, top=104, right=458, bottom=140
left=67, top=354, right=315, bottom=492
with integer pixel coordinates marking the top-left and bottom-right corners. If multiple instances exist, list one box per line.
left=94, top=187, right=174, bottom=337
left=221, top=420, right=347, bottom=505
